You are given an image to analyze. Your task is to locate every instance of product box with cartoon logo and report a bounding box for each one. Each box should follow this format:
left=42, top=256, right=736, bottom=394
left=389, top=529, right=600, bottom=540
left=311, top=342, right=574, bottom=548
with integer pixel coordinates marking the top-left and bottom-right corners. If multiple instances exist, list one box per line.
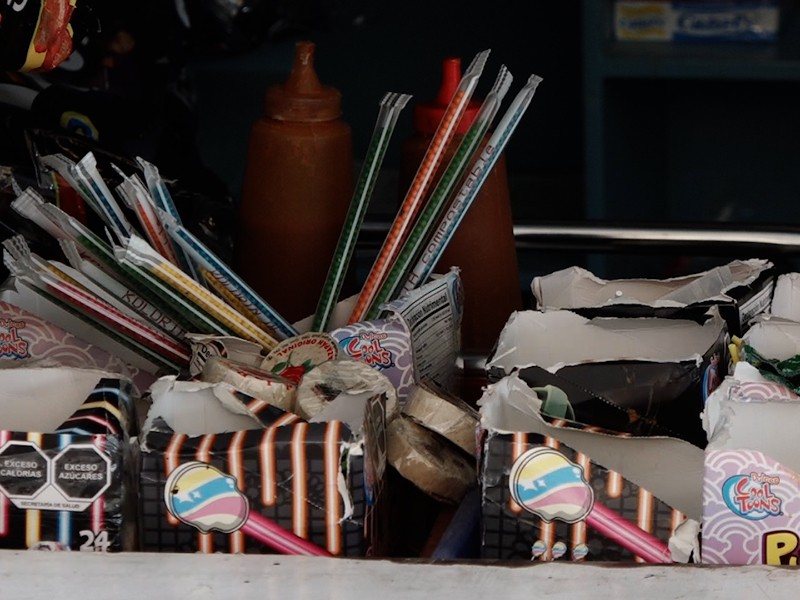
left=138, top=377, right=387, bottom=556
left=0, top=300, right=156, bottom=392
left=702, top=359, right=800, bottom=565
left=0, top=367, right=135, bottom=551
left=479, top=375, right=704, bottom=562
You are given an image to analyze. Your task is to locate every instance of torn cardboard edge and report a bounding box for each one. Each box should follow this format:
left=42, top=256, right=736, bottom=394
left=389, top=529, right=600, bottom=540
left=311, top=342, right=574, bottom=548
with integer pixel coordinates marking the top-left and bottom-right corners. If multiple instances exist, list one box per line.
left=487, top=308, right=726, bottom=373
left=0, top=366, right=134, bottom=433
left=771, top=272, right=800, bottom=323
left=531, top=259, right=774, bottom=337
left=701, top=361, right=800, bottom=565
left=704, top=361, right=800, bottom=469
left=744, top=315, right=800, bottom=362
left=485, top=308, right=728, bottom=446
left=478, top=375, right=705, bottom=520
left=137, top=375, right=388, bottom=556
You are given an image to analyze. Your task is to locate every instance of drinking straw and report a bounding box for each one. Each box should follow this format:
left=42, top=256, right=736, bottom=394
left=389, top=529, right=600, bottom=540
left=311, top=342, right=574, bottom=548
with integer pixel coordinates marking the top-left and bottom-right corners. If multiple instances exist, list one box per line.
left=403, top=74, right=543, bottom=292
left=3, top=236, right=190, bottom=369
left=39, top=154, right=103, bottom=219
left=346, top=49, right=490, bottom=324
left=160, top=211, right=298, bottom=340
left=311, top=91, right=412, bottom=332
left=71, top=152, right=134, bottom=243
left=364, top=65, right=513, bottom=320
left=115, top=172, right=181, bottom=265
left=59, top=239, right=189, bottom=340
left=136, top=156, right=205, bottom=286
left=35, top=199, right=230, bottom=336
left=12, top=187, right=236, bottom=339
left=119, top=235, right=280, bottom=350
left=10, top=187, right=72, bottom=240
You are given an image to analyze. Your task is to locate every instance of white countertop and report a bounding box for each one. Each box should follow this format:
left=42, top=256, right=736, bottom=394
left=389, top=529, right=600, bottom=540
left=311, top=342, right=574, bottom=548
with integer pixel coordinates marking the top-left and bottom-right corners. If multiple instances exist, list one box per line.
left=0, top=552, right=795, bottom=600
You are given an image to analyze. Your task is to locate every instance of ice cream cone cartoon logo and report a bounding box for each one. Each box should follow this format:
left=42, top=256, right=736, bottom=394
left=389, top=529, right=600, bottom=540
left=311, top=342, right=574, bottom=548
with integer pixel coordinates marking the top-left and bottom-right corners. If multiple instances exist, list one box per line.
left=165, top=462, right=248, bottom=533
left=509, top=446, right=673, bottom=563
left=509, top=447, right=593, bottom=523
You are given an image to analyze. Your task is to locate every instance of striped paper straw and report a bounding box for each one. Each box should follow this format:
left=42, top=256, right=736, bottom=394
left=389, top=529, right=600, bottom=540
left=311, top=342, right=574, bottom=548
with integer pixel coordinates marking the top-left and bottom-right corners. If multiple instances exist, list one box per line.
left=35, top=200, right=229, bottom=337
left=403, top=74, right=542, bottom=292
left=71, top=152, right=135, bottom=243
left=3, top=237, right=190, bottom=369
left=120, top=235, right=279, bottom=350
left=160, top=212, right=298, bottom=340
left=136, top=156, right=206, bottom=287
left=116, top=173, right=181, bottom=266
left=311, top=92, right=412, bottom=332
left=364, top=65, right=513, bottom=320
left=347, top=49, right=490, bottom=324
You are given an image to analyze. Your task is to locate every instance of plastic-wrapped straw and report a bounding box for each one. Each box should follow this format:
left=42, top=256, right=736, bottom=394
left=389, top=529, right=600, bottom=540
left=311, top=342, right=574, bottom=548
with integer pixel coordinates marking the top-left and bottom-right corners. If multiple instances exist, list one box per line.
left=115, top=172, right=181, bottom=266
left=311, top=92, right=412, bottom=332
left=3, top=236, right=190, bottom=370
left=71, top=152, right=135, bottom=243
left=364, top=66, right=513, bottom=321
left=135, top=156, right=205, bottom=286
left=119, top=235, right=280, bottom=350
left=10, top=187, right=71, bottom=240
left=39, top=154, right=101, bottom=218
left=160, top=212, right=298, bottom=340
left=59, top=239, right=189, bottom=340
left=347, top=49, right=490, bottom=325
left=12, top=188, right=228, bottom=337
left=403, top=74, right=543, bottom=292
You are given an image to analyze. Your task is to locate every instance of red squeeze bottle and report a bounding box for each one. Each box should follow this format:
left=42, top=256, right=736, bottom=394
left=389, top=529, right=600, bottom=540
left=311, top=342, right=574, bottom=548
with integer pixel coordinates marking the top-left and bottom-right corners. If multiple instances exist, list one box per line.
left=399, top=57, right=522, bottom=362
left=235, top=41, right=354, bottom=324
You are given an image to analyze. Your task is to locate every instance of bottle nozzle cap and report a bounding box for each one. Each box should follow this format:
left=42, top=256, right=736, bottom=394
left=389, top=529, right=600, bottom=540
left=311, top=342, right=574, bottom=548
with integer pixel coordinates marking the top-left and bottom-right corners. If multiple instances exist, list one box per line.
left=413, top=57, right=480, bottom=135
left=265, top=41, right=342, bottom=122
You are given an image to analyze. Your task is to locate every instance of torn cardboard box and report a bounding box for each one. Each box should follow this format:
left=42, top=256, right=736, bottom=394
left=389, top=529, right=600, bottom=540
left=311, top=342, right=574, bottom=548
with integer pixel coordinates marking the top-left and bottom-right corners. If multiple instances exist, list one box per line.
left=138, top=376, right=387, bottom=556
left=0, top=299, right=155, bottom=393
left=532, top=259, right=774, bottom=337
left=486, top=309, right=728, bottom=446
left=702, top=361, right=800, bottom=565
left=479, top=375, right=704, bottom=563
left=770, top=272, right=800, bottom=323
left=0, top=367, right=135, bottom=551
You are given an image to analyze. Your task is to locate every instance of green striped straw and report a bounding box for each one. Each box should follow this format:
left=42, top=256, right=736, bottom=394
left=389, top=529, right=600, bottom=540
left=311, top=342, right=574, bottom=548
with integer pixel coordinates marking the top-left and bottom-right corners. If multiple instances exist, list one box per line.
left=364, top=65, right=513, bottom=320
left=347, top=50, right=490, bottom=325
left=38, top=203, right=231, bottom=337
left=310, top=91, right=412, bottom=332
left=403, top=74, right=543, bottom=292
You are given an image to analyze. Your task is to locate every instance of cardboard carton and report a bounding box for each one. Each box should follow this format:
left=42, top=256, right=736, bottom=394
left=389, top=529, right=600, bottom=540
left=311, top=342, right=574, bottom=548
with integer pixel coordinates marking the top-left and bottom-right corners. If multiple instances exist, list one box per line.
left=702, top=349, right=800, bottom=563
left=531, top=259, right=774, bottom=337
left=486, top=309, right=728, bottom=446
left=0, top=367, right=134, bottom=551
left=0, top=299, right=156, bottom=392
left=479, top=375, right=703, bottom=562
left=138, top=377, right=387, bottom=556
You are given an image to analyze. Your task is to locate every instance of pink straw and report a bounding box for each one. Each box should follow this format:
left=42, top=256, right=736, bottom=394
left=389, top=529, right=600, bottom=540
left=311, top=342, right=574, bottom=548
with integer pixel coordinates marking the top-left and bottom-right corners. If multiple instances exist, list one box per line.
left=241, top=513, right=332, bottom=557
left=586, top=502, right=672, bottom=563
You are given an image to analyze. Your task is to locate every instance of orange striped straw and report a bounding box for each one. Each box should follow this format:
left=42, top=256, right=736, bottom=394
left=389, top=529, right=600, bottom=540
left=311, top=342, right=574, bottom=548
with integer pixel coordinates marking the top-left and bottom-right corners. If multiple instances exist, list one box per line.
left=347, top=49, right=490, bottom=324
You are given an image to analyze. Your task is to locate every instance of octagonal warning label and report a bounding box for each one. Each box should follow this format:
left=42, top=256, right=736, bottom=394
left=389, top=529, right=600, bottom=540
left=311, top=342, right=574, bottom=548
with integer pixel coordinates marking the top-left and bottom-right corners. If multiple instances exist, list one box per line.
left=52, top=445, right=111, bottom=502
left=0, top=441, right=49, bottom=499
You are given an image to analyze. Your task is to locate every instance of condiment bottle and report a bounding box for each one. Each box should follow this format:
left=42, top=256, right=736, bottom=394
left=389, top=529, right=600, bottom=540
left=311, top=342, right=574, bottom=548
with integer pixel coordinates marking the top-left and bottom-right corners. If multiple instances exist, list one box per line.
left=235, top=41, right=353, bottom=324
left=399, top=57, right=522, bottom=360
